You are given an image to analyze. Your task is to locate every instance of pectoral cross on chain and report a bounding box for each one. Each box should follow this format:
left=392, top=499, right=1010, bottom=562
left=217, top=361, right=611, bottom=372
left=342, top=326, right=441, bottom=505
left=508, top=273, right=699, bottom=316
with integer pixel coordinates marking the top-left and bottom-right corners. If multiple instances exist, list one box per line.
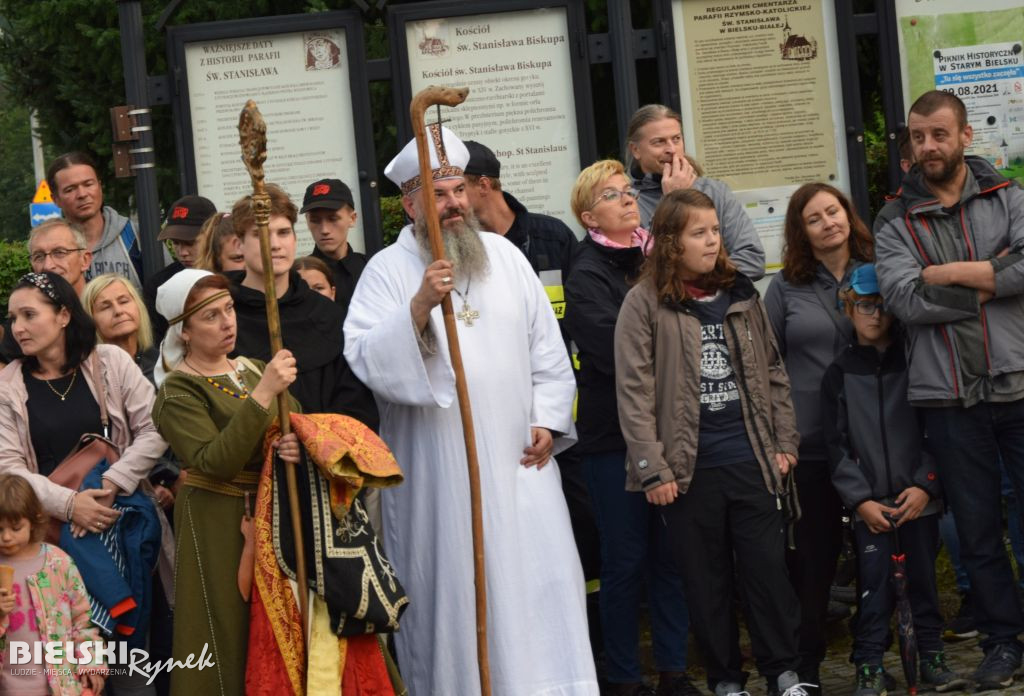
left=457, top=301, right=479, bottom=327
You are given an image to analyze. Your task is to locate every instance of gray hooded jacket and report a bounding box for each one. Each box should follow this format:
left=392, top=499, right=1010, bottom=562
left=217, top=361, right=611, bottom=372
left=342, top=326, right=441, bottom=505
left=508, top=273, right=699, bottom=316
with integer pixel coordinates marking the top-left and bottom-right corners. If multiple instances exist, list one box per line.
left=86, top=205, right=143, bottom=288
left=631, top=166, right=766, bottom=281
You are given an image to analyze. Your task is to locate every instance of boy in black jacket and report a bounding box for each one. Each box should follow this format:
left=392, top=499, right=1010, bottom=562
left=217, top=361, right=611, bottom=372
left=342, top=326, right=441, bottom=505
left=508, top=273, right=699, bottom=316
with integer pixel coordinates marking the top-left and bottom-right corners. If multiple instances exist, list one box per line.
left=822, top=264, right=967, bottom=695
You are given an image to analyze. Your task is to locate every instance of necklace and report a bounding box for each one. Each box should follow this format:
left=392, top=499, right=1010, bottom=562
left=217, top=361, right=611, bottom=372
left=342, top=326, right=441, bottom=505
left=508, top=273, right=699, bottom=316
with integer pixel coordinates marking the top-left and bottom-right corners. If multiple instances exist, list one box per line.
left=184, top=358, right=250, bottom=400
left=43, top=368, right=77, bottom=401
left=452, top=279, right=479, bottom=327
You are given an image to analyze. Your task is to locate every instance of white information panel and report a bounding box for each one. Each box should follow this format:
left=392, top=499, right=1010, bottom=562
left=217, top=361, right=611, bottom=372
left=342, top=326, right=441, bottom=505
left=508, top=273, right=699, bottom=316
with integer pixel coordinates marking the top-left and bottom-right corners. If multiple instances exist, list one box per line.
left=404, top=8, right=582, bottom=234
left=184, top=29, right=364, bottom=254
left=895, top=0, right=1024, bottom=184
left=671, top=0, right=850, bottom=270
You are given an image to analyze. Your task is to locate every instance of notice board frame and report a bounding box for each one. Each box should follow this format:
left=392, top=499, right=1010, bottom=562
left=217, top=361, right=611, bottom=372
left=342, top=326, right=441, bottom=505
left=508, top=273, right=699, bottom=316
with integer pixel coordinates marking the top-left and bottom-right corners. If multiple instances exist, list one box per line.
left=387, top=0, right=598, bottom=172
left=166, top=11, right=383, bottom=253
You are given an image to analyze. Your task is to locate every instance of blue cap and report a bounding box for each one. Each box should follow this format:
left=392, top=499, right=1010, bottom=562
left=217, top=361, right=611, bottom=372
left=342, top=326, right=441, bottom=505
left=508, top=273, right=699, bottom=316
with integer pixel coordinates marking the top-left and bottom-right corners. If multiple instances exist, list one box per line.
left=845, top=264, right=879, bottom=296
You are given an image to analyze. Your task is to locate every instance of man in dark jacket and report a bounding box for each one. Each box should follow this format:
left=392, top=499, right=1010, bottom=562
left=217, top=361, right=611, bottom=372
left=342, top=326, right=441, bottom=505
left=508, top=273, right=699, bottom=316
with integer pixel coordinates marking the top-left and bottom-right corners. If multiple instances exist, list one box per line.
left=227, top=184, right=377, bottom=429
left=464, top=140, right=603, bottom=667
left=301, top=178, right=367, bottom=312
left=144, top=194, right=217, bottom=344
left=463, top=140, right=577, bottom=321
left=875, top=90, right=1024, bottom=690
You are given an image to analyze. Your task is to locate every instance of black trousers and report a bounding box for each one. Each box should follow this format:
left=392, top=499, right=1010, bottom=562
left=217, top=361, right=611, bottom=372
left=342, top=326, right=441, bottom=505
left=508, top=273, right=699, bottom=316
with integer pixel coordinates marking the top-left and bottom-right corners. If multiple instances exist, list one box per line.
left=785, top=460, right=844, bottom=675
left=851, top=514, right=944, bottom=664
left=663, top=461, right=801, bottom=689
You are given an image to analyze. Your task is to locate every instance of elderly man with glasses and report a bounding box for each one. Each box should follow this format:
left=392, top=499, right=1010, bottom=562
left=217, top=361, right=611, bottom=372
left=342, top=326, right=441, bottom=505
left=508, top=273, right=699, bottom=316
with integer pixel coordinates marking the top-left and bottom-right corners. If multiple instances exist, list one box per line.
left=27, top=219, right=92, bottom=296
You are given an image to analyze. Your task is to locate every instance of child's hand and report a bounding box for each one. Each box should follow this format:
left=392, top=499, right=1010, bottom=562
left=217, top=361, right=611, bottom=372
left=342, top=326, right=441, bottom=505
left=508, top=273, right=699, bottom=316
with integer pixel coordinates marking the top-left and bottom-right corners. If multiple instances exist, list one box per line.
left=0, top=588, right=14, bottom=617
left=856, top=500, right=898, bottom=534
left=645, top=481, right=679, bottom=506
left=774, top=452, right=797, bottom=475
left=893, top=486, right=929, bottom=526
left=80, top=670, right=105, bottom=694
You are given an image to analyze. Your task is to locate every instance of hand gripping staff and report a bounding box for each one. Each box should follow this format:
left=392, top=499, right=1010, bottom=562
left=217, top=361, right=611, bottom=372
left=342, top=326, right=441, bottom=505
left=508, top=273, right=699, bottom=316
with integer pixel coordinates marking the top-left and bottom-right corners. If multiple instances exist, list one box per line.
left=410, top=85, right=492, bottom=696
left=237, top=101, right=310, bottom=653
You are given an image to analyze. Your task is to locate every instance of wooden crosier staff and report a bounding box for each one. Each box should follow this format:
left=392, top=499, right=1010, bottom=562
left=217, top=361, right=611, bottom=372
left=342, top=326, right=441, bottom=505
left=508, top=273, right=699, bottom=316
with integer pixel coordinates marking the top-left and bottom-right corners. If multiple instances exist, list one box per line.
left=238, top=101, right=310, bottom=641
left=409, top=85, right=492, bottom=696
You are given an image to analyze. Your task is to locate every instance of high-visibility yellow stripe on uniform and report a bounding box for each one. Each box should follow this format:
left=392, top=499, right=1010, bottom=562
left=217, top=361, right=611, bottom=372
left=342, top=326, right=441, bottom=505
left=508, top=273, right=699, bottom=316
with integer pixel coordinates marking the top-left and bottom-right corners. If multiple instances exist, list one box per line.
left=539, top=270, right=565, bottom=319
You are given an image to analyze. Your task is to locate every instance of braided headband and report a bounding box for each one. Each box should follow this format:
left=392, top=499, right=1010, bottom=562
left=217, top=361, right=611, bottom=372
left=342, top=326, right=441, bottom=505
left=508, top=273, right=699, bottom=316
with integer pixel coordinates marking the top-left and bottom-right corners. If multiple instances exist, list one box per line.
left=169, top=289, right=230, bottom=326
left=21, top=272, right=61, bottom=304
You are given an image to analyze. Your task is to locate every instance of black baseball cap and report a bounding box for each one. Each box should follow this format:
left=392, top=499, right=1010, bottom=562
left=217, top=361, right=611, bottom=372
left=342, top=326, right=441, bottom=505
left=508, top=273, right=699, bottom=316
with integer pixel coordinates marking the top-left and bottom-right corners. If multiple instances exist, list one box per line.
left=301, top=178, right=355, bottom=213
left=464, top=141, right=501, bottom=178
left=158, top=195, right=217, bottom=241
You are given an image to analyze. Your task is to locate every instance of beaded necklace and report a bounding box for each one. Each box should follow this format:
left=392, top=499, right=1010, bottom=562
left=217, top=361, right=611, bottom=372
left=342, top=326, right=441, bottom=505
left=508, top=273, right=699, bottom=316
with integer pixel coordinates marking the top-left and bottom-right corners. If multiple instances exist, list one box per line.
left=184, top=358, right=250, bottom=400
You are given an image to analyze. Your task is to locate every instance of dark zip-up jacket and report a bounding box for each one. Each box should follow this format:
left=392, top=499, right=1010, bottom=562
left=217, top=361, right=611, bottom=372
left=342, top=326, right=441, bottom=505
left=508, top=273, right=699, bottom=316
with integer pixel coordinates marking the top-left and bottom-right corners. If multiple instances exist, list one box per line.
left=312, top=243, right=367, bottom=314
left=615, top=274, right=799, bottom=493
left=874, top=156, right=1024, bottom=405
left=563, top=236, right=645, bottom=454
left=822, top=341, right=941, bottom=514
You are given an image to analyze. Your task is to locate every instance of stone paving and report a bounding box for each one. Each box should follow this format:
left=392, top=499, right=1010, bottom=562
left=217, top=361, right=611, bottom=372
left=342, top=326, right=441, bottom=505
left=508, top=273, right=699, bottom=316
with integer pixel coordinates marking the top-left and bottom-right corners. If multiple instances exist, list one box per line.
left=679, top=630, right=1024, bottom=696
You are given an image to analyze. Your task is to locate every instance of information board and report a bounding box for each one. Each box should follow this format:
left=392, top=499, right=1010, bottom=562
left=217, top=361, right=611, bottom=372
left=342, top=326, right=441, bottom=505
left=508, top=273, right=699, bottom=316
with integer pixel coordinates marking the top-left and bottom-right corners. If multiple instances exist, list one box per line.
left=392, top=1, right=595, bottom=236
left=169, top=13, right=378, bottom=254
left=670, top=0, right=850, bottom=269
left=895, top=0, right=1024, bottom=183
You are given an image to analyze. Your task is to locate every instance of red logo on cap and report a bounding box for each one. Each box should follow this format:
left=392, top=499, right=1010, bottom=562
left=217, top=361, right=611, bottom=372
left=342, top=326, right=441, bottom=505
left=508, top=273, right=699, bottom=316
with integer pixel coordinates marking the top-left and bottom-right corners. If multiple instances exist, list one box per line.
left=312, top=184, right=331, bottom=196
left=172, top=206, right=189, bottom=219
left=927, top=472, right=936, bottom=481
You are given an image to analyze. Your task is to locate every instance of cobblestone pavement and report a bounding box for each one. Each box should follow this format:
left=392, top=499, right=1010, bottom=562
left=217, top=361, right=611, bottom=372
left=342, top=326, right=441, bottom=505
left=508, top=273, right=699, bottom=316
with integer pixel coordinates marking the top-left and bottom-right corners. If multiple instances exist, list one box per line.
left=686, top=634, right=1024, bottom=696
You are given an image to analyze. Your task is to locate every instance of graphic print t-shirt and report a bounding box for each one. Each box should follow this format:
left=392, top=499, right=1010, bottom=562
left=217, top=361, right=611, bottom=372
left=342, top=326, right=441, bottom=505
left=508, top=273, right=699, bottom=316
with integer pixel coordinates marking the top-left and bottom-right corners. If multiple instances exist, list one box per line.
left=691, top=291, right=756, bottom=468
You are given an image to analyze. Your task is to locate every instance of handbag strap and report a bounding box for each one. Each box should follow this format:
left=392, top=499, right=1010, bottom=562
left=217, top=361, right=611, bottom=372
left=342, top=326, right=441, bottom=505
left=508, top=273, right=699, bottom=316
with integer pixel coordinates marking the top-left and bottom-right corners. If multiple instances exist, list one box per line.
left=91, top=351, right=110, bottom=438
left=810, top=278, right=855, bottom=346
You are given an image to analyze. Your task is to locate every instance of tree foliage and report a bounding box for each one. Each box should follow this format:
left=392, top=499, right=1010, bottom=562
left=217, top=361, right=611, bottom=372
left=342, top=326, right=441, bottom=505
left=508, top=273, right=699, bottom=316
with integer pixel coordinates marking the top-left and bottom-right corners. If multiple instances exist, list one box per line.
left=0, top=0, right=400, bottom=242
left=0, top=85, right=35, bottom=240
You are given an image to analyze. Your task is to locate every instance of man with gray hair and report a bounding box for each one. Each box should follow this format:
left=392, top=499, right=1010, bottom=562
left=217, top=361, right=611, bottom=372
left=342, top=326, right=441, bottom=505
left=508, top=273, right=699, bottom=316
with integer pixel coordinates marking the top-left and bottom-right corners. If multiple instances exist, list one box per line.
left=345, top=125, right=597, bottom=696
left=627, top=104, right=765, bottom=280
left=27, top=219, right=92, bottom=296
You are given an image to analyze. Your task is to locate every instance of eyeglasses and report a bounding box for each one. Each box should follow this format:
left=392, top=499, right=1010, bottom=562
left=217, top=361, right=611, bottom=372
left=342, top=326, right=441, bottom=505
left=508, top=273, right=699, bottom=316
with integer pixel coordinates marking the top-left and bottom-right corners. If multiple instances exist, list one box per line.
left=590, top=188, right=639, bottom=208
left=853, top=300, right=886, bottom=316
left=29, top=248, right=84, bottom=265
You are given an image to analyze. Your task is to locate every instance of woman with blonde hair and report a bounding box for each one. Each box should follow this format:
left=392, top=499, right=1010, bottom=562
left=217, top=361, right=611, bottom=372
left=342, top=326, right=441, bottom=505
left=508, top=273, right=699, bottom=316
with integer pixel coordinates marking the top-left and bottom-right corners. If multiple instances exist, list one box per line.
left=564, top=160, right=696, bottom=695
left=82, top=273, right=157, bottom=379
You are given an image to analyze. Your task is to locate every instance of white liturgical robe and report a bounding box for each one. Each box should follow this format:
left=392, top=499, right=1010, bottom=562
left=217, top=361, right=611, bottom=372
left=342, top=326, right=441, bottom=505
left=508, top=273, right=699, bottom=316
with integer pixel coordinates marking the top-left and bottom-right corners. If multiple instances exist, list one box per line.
left=344, top=226, right=598, bottom=696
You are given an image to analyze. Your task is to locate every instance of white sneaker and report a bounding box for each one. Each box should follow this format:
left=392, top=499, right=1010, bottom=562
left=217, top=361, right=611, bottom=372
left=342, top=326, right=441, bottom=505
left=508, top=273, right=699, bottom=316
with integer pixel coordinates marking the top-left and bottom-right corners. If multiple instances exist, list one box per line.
left=776, top=670, right=818, bottom=696
left=713, top=682, right=751, bottom=696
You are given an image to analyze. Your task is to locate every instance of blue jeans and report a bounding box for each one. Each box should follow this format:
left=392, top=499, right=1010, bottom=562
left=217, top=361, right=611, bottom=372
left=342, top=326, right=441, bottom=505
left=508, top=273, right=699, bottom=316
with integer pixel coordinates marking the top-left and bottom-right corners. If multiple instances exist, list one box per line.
left=584, top=451, right=689, bottom=682
left=924, top=402, right=1024, bottom=649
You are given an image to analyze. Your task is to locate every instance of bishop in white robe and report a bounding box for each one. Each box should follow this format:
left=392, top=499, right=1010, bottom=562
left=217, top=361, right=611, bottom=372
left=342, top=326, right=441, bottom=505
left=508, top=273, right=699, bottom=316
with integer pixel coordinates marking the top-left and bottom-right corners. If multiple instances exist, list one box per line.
left=344, top=124, right=598, bottom=696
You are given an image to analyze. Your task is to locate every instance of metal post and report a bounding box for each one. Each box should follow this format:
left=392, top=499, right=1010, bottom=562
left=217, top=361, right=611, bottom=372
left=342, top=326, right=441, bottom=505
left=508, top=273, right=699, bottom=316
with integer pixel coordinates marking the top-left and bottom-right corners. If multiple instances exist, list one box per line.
left=834, top=0, right=871, bottom=223
left=608, top=0, right=639, bottom=153
left=116, top=0, right=165, bottom=280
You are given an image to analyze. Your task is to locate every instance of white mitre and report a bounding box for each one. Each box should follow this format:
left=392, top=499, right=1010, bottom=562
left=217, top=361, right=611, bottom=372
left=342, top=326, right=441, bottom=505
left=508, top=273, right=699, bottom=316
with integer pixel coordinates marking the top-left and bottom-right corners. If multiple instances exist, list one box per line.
left=385, top=123, right=470, bottom=196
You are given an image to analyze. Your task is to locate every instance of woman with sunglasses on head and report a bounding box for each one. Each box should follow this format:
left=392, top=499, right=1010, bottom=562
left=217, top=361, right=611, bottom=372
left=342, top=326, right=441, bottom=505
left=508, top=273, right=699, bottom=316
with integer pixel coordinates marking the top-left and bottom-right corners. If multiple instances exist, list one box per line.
left=764, top=182, right=875, bottom=692
left=0, top=271, right=167, bottom=695
left=564, top=160, right=698, bottom=696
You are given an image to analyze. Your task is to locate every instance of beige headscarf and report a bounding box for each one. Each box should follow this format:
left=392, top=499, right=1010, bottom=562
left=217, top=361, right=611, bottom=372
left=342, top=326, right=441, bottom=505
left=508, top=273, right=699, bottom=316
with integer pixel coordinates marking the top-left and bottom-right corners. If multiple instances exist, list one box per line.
left=154, top=269, right=217, bottom=386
